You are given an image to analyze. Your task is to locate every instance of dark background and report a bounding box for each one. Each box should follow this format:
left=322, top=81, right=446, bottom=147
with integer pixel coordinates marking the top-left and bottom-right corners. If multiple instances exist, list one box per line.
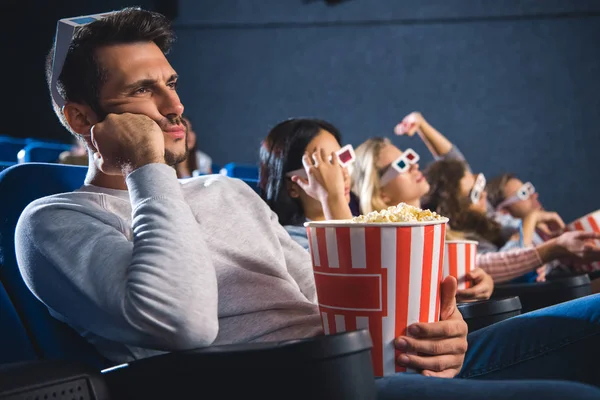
left=1, top=0, right=599, bottom=222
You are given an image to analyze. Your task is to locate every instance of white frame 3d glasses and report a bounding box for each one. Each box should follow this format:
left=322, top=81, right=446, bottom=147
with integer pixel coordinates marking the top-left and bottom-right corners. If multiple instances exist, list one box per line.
left=50, top=12, right=116, bottom=108
left=496, top=182, right=536, bottom=210
left=286, top=144, right=356, bottom=180
left=470, top=173, right=487, bottom=205
left=379, top=148, right=420, bottom=186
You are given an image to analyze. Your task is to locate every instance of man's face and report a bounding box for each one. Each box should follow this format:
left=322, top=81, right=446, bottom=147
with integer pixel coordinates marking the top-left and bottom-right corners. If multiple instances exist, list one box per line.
left=94, top=42, right=187, bottom=165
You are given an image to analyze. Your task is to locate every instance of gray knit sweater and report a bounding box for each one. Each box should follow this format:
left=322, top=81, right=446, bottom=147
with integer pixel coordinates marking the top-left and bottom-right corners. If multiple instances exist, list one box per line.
left=15, top=163, right=322, bottom=363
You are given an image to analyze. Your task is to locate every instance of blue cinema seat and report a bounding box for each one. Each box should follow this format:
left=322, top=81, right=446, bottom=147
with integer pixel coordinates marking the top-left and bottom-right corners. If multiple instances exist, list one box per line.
left=17, top=142, right=72, bottom=163
left=0, top=279, right=37, bottom=364
left=219, top=162, right=259, bottom=180
left=0, top=163, right=108, bottom=369
left=0, top=137, right=26, bottom=163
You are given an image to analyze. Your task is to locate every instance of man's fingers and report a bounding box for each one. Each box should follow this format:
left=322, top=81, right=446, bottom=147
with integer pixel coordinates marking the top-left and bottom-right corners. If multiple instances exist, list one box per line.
left=439, top=276, right=458, bottom=321
left=396, top=353, right=462, bottom=373
left=422, top=369, right=460, bottom=378
left=395, top=336, right=467, bottom=356
left=407, top=319, right=467, bottom=339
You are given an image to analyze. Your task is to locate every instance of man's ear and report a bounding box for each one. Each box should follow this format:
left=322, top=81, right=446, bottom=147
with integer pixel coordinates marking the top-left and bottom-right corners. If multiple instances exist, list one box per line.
left=63, top=103, right=97, bottom=135
left=63, top=103, right=97, bottom=148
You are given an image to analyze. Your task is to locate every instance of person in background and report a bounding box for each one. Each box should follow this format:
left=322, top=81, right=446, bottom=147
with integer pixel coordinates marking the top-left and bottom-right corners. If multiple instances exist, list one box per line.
left=174, top=115, right=212, bottom=178
left=259, top=118, right=353, bottom=249
left=393, top=111, right=563, bottom=281
left=58, top=138, right=88, bottom=166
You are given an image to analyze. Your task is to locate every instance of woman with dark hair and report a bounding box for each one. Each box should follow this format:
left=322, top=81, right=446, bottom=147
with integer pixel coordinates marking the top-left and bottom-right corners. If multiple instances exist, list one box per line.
left=260, top=118, right=353, bottom=249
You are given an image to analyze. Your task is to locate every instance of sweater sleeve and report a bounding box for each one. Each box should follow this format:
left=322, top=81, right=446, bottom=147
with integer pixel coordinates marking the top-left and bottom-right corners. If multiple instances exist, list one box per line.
left=436, top=145, right=473, bottom=174
left=15, top=163, right=219, bottom=351
left=476, top=247, right=543, bottom=283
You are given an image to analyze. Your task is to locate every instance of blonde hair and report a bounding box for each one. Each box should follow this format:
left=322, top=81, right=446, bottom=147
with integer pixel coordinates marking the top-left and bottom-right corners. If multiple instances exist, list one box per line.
left=351, top=137, right=392, bottom=214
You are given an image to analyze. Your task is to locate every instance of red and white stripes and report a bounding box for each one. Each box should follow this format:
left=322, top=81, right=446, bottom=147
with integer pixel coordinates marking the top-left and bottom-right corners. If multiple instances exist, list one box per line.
left=306, top=222, right=447, bottom=377
left=443, top=240, right=478, bottom=290
left=567, top=210, right=600, bottom=272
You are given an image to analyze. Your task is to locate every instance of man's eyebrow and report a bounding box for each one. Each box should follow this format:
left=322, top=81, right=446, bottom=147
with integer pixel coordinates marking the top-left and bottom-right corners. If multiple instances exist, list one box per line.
left=123, top=74, right=178, bottom=91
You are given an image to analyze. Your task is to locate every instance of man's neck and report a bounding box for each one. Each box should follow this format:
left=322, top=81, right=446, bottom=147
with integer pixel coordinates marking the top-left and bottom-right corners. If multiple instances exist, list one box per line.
left=85, top=159, right=128, bottom=190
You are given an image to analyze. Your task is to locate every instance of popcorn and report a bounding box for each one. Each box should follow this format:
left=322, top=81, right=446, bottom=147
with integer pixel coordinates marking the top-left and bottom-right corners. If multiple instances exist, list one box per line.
left=352, top=203, right=445, bottom=223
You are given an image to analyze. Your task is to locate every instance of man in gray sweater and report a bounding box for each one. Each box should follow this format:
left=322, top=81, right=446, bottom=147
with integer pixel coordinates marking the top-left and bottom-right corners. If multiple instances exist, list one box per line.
left=14, top=7, right=600, bottom=399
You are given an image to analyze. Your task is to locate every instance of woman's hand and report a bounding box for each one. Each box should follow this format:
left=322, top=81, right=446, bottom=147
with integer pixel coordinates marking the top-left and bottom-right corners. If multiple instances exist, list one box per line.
left=290, top=149, right=352, bottom=221
left=394, top=112, right=424, bottom=136
left=456, top=268, right=494, bottom=301
left=534, top=210, right=565, bottom=238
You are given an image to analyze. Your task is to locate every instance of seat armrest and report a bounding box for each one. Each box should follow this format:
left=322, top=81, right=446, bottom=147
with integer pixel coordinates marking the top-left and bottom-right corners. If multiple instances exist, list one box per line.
left=0, top=360, right=111, bottom=399
left=492, top=274, right=591, bottom=313
left=458, top=296, right=522, bottom=332
left=102, top=329, right=376, bottom=400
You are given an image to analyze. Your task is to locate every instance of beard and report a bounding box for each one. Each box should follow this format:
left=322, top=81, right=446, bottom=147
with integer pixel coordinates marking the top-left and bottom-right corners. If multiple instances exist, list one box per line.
left=165, top=147, right=188, bottom=166
left=94, top=105, right=189, bottom=167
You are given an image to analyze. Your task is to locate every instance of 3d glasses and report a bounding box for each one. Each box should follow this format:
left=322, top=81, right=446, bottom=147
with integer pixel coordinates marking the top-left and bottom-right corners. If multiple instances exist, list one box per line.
left=496, top=182, right=536, bottom=210
left=50, top=12, right=116, bottom=108
left=286, top=144, right=356, bottom=179
left=470, top=173, right=487, bottom=205
left=378, top=148, right=420, bottom=186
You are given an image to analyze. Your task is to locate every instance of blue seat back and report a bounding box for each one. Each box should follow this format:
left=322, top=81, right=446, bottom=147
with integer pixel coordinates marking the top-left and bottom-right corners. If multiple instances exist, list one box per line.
left=0, top=163, right=109, bottom=368
left=220, top=162, right=259, bottom=180
left=19, top=142, right=72, bottom=163
left=0, top=279, right=37, bottom=364
left=0, top=161, right=16, bottom=172
left=0, top=138, right=26, bottom=163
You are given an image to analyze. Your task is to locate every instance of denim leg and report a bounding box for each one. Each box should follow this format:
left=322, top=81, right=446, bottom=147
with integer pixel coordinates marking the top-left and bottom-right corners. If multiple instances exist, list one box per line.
left=376, top=374, right=600, bottom=400
left=459, top=294, right=600, bottom=386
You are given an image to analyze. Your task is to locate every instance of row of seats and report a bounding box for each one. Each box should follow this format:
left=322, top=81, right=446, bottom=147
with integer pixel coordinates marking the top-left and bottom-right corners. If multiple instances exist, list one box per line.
left=0, top=135, right=72, bottom=170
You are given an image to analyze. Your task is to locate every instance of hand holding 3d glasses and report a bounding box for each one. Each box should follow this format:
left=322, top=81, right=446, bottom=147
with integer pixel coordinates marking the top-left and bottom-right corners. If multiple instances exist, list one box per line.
left=288, top=145, right=355, bottom=221
left=394, top=112, right=424, bottom=137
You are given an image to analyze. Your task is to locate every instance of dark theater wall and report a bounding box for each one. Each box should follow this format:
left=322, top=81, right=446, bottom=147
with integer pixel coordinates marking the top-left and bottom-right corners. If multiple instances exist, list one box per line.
left=2, top=1, right=600, bottom=221
left=170, top=1, right=600, bottom=222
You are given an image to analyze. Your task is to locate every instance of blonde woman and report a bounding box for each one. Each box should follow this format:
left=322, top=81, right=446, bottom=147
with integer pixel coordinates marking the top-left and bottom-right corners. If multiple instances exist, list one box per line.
left=352, top=137, right=600, bottom=292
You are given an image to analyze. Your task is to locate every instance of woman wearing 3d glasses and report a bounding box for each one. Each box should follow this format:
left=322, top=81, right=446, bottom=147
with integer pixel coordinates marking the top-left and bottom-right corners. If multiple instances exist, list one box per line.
left=259, top=118, right=357, bottom=249
left=393, top=111, right=570, bottom=281
left=487, top=174, right=565, bottom=247
left=422, top=159, right=600, bottom=283
left=350, top=137, right=494, bottom=301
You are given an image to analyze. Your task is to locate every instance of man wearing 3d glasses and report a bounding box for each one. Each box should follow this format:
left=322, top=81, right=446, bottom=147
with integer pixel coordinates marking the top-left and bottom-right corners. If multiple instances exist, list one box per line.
left=13, top=7, right=600, bottom=400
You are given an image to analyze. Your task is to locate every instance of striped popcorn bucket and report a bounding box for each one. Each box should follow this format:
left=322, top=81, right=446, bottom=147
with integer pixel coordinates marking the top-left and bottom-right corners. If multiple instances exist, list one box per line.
left=305, top=218, right=448, bottom=377
left=566, top=210, right=600, bottom=272
left=443, top=240, right=478, bottom=290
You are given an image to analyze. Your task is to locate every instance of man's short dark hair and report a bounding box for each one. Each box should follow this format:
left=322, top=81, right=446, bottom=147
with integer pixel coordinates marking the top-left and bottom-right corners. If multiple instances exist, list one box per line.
left=45, top=7, right=176, bottom=132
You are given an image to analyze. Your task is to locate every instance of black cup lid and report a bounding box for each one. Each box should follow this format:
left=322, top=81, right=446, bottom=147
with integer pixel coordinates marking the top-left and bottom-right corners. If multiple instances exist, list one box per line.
left=457, top=296, right=522, bottom=319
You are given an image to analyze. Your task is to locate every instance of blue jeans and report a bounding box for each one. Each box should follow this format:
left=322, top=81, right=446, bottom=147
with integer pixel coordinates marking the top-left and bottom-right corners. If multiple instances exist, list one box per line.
left=376, top=294, right=600, bottom=399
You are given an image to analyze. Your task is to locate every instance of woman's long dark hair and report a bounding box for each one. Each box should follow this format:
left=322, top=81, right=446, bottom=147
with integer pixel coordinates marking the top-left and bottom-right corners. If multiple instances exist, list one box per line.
left=422, top=159, right=504, bottom=247
left=259, top=118, right=342, bottom=226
